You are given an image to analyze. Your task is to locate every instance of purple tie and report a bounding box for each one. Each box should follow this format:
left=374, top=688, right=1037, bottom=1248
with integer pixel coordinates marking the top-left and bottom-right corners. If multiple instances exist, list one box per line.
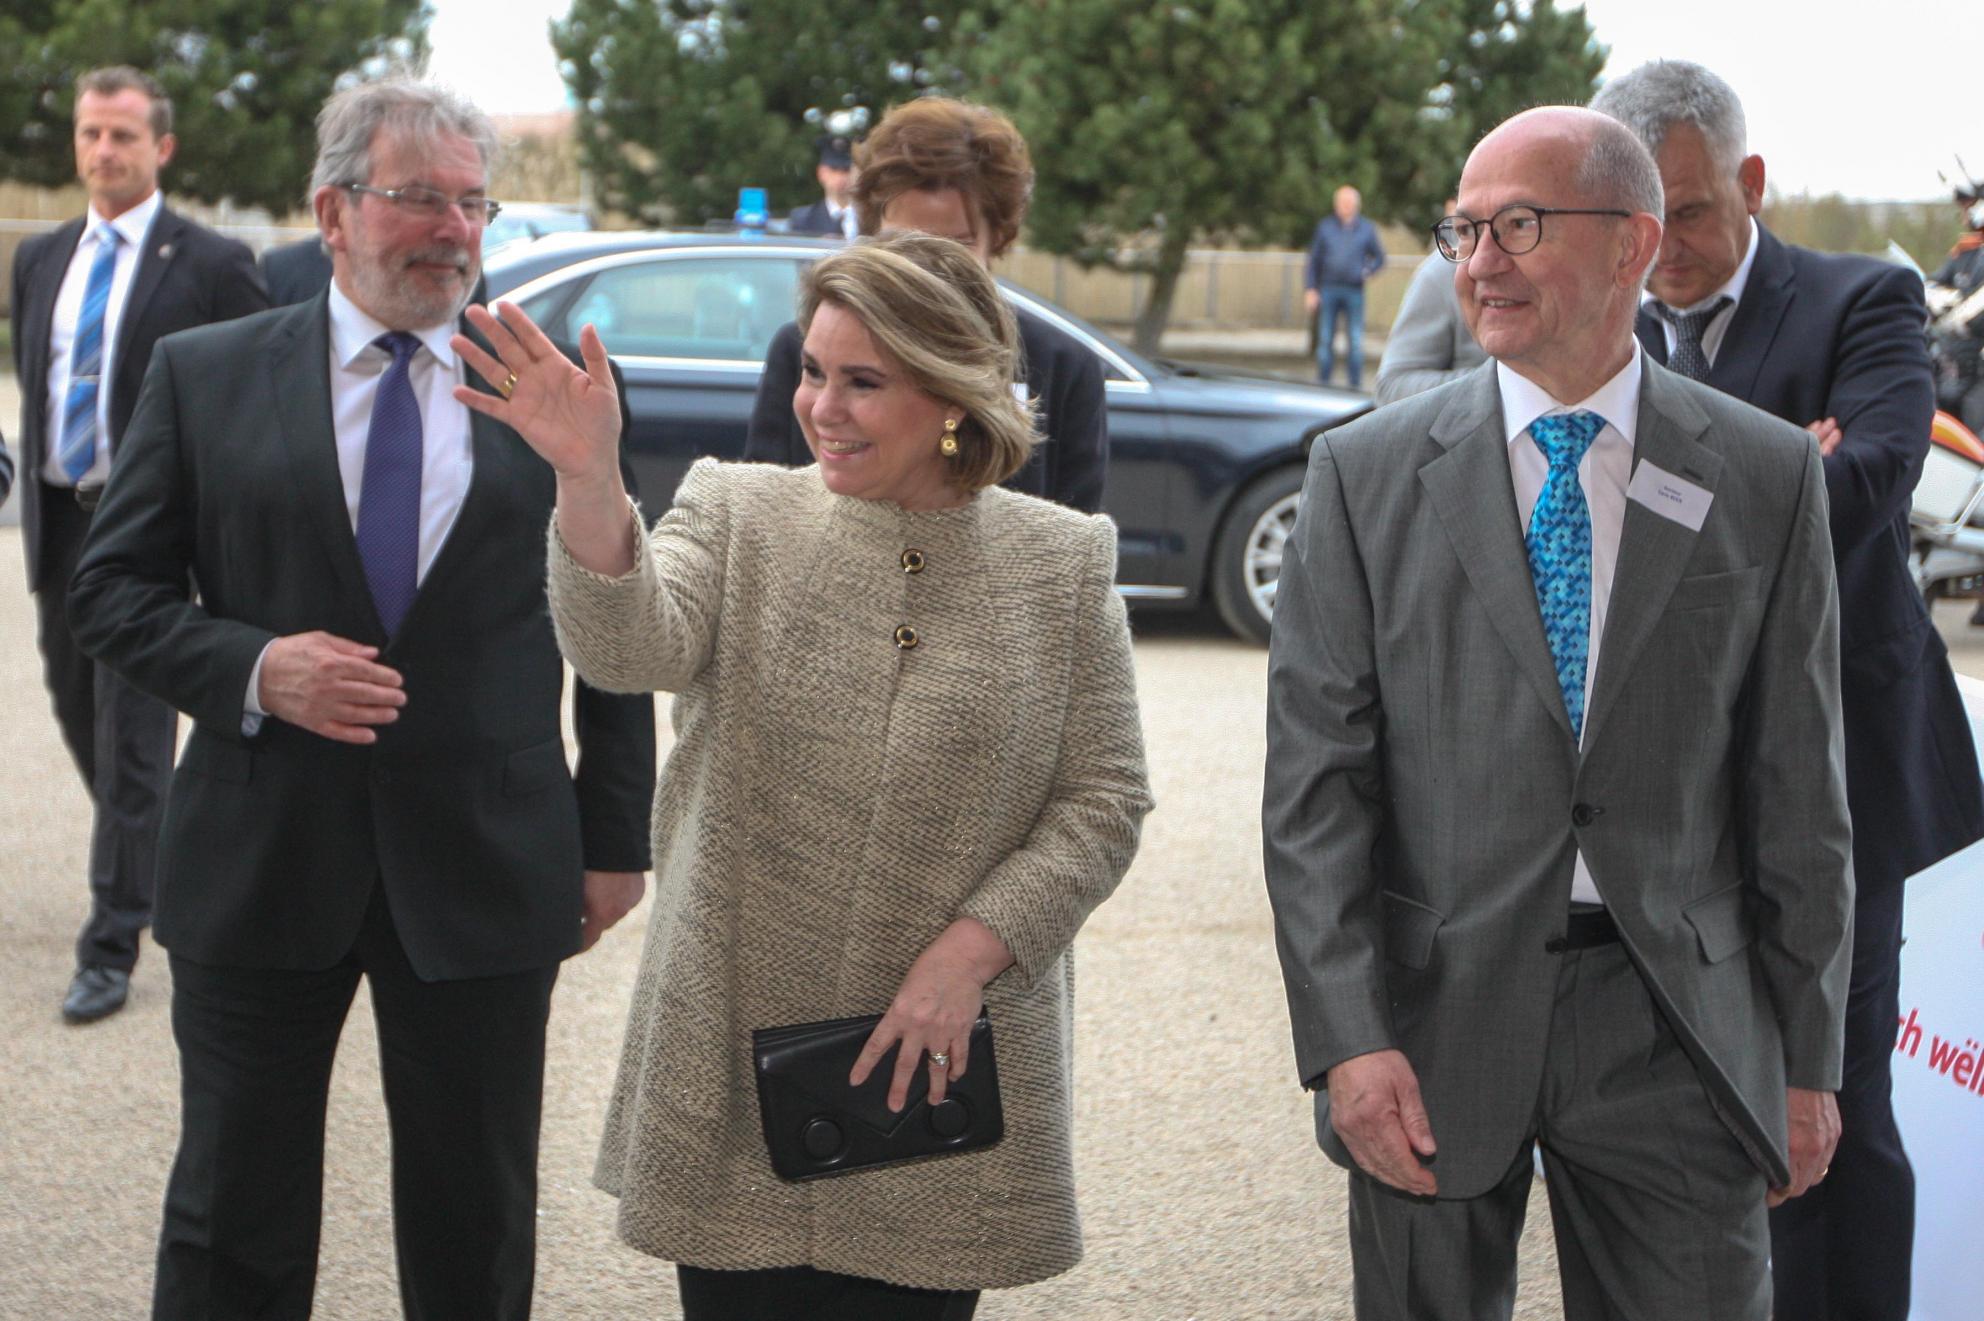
left=356, top=332, right=423, bottom=637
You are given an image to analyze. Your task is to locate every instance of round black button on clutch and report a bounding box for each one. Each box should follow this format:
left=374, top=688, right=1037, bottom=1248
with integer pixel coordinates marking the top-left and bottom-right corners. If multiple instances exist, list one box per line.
left=801, top=1117, right=844, bottom=1160
left=901, top=548, right=926, bottom=574
left=928, top=1098, right=970, bottom=1139
left=894, top=625, right=919, bottom=650
left=1571, top=803, right=1597, bottom=828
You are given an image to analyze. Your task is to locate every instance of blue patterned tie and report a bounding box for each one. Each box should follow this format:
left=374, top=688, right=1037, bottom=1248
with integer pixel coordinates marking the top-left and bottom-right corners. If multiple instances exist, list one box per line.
left=355, top=333, right=424, bottom=637
left=58, top=225, right=123, bottom=483
left=1526, top=411, right=1606, bottom=738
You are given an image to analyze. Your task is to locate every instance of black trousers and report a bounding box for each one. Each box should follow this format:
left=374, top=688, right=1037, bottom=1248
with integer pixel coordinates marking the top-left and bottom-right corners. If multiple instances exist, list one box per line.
left=676, top=1264, right=980, bottom=1321
left=36, top=484, right=176, bottom=971
left=1768, top=874, right=1913, bottom=1321
left=151, top=884, right=558, bottom=1321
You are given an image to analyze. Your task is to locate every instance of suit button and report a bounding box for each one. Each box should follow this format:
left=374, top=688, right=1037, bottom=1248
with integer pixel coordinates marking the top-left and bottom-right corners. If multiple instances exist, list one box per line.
left=894, top=625, right=919, bottom=650
left=1544, top=936, right=1568, bottom=954
left=1571, top=803, right=1599, bottom=828
left=901, top=548, right=926, bottom=574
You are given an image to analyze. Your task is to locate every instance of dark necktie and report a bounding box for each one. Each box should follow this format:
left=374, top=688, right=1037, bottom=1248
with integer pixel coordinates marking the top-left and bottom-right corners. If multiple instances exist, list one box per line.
left=356, top=332, right=424, bottom=637
left=1527, top=411, right=1606, bottom=739
left=1653, top=296, right=1733, bottom=381
left=58, top=224, right=122, bottom=483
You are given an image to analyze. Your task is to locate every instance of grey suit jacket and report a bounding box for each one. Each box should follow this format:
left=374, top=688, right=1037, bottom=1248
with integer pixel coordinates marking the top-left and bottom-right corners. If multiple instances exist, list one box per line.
left=1373, top=251, right=1487, bottom=406
left=1262, top=358, right=1853, bottom=1197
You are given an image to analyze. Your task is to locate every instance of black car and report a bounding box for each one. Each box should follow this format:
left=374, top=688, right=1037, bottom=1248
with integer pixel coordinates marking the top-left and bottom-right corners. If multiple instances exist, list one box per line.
left=484, top=231, right=1370, bottom=643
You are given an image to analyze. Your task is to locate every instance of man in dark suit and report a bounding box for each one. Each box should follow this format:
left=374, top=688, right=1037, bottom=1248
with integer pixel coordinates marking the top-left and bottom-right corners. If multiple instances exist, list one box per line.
left=259, top=235, right=335, bottom=306
left=786, top=135, right=858, bottom=239
left=67, top=80, right=655, bottom=1320
left=8, top=65, right=268, bottom=1024
left=1596, top=60, right=1984, bottom=1321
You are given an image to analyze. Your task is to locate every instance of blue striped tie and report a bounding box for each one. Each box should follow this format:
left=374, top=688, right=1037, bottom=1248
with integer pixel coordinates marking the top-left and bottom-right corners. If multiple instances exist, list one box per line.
left=1526, top=411, right=1606, bottom=738
left=58, top=225, right=123, bottom=483
left=355, top=333, right=424, bottom=637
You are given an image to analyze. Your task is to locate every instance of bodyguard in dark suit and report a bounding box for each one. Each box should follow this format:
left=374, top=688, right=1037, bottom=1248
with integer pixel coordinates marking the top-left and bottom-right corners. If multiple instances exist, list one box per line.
left=8, top=66, right=267, bottom=1024
left=1597, top=60, right=1984, bottom=1321
left=747, top=98, right=1107, bottom=512
left=67, top=81, right=655, bottom=1320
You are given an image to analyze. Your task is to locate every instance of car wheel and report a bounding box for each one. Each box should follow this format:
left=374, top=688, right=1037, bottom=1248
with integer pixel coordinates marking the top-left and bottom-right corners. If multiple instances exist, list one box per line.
left=1210, top=465, right=1305, bottom=645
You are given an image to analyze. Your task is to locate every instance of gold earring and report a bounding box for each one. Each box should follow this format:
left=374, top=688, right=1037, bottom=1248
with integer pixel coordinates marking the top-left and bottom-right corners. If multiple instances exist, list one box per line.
left=939, top=417, right=960, bottom=457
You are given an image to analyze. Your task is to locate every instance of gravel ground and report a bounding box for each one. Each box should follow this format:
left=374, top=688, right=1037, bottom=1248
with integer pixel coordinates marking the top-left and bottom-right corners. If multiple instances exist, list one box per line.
left=11, top=517, right=1979, bottom=1320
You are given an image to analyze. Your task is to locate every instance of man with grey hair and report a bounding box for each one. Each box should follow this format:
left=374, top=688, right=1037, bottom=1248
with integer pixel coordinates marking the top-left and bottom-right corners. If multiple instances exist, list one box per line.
left=1595, top=60, right=1983, bottom=1321
left=1265, top=105, right=1851, bottom=1319
left=9, top=65, right=266, bottom=1025
left=67, top=79, right=655, bottom=1319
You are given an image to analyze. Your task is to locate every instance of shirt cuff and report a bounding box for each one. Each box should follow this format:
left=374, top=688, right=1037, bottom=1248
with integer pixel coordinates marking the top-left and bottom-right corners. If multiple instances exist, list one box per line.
left=241, top=640, right=273, bottom=736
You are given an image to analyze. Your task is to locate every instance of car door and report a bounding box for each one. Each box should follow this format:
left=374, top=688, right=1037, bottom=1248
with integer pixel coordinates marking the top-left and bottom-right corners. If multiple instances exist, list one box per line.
left=1004, top=291, right=1177, bottom=596
left=517, top=249, right=807, bottom=504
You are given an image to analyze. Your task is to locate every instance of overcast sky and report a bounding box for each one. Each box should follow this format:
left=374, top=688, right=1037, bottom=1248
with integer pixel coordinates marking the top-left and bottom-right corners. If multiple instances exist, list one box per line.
left=427, top=0, right=1983, bottom=203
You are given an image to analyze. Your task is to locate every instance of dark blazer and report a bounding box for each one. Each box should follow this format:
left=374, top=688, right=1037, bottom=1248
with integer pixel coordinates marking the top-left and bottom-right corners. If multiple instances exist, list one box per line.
left=9, top=205, right=268, bottom=591
left=785, top=200, right=846, bottom=238
left=1637, top=226, right=1984, bottom=886
left=743, top=314, right=1109, bottom=513
left=258, top=237, right=335, bottom=307
left=66, top=292, right=656, bottom=980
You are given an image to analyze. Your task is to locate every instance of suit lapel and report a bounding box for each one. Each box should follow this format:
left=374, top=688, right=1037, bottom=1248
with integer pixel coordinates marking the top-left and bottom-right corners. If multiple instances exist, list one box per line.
left=112, top=207, right=185, bottom=376
left=270, top=291, right=382, bottom=637
left=1706, top=226, right=1793, bottom=404
left=1634, top=305, right=1667, bottom=365
left=1419, top=369, right=1576, bottom=742
left=1581, top=362, right=1723, bottom=750
left=20, top=219, right=86, bottom=442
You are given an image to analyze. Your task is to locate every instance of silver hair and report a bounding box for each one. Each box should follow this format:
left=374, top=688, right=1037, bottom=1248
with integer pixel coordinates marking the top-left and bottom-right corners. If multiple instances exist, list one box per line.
left=1574, top=113, right=1664, bottom=219
left=1589, top=60, right=1748, bottom=177
left=308, top=80, right=499, bottom=194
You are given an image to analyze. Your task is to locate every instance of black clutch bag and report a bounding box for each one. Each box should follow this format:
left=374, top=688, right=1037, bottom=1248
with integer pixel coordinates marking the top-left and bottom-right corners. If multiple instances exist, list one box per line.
left=751, top=1011, right=1003, bottom=1181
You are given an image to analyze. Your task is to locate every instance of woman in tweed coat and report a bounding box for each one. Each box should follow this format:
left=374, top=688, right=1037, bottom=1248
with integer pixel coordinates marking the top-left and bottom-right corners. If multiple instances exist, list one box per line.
left=452, top=233, right=1152, bottom=1318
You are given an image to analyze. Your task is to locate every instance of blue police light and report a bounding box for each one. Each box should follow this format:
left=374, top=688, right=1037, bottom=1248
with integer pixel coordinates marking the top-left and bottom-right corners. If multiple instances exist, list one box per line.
left=735, top=186, right=769, bottom=237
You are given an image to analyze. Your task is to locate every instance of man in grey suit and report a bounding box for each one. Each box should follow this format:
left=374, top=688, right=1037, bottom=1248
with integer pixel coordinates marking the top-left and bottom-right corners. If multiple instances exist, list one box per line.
left=1263, top=106, right=1852, bottom=1319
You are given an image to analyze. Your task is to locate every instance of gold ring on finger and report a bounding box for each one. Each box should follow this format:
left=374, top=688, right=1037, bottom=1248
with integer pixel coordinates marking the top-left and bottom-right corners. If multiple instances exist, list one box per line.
left=498, top=371, right=518, bottom=399
left=929, top=1051, right=950, bottom=1069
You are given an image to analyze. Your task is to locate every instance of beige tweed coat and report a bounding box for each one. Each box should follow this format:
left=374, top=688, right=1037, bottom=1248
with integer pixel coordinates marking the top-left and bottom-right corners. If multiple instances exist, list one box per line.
left=546, top=459, right=1153, bottom=1291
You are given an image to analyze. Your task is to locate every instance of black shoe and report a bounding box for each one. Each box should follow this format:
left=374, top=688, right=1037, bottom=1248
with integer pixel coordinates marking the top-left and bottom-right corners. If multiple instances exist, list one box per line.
left=61, top=965, right=130, bottom=1024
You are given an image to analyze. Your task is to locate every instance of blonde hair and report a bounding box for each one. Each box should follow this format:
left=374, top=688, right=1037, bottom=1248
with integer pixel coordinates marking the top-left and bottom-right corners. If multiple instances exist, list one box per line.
left=798, top=232, right=1038, bottom=492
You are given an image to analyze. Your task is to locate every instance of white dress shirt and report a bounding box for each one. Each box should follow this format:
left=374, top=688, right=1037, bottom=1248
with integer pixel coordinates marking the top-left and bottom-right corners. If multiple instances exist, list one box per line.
left=1643, top=217, right=1760, bottom=368
left=831, top=202, right=858, bottom=240
left=244, top=282, right=475, bottom=722
left=42, top=191, right=163, bottom=486
left=1499, top=345, right=1645, bottom=905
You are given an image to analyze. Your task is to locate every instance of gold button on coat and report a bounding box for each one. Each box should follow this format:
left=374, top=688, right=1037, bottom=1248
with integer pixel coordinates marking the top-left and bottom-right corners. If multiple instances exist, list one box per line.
left=894, top=624, right=919, bottom=650
left=901, top=549, right=926, bottom=574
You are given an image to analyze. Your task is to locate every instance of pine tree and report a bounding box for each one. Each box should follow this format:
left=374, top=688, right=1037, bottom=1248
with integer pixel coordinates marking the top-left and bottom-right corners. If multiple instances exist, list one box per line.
left=0, top=0, right=430, bottom=213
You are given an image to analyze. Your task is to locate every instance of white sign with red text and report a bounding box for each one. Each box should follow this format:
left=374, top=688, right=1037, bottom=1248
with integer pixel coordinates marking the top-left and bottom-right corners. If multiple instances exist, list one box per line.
left=1897, top=673, right=1984, bottom=1321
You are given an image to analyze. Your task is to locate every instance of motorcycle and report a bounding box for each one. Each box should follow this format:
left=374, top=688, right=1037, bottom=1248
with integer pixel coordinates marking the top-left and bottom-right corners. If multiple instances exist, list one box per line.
left=1909, top=410, right=1984, bottom=603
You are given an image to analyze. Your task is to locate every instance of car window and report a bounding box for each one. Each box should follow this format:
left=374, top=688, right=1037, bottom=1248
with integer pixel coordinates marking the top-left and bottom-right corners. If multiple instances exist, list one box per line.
left=546, top=257, right=800, bottom=362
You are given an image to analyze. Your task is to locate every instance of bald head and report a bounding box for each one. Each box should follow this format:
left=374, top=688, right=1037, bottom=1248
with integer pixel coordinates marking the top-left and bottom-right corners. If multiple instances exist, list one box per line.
left=1334, top=186, right=1360, bottom=222
left=1453, top=107, right=1664, bottom=402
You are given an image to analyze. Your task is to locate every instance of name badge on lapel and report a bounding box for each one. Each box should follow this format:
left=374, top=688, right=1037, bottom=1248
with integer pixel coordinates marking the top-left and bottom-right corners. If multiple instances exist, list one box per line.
left=1627, top=459, right=1713, bottom=532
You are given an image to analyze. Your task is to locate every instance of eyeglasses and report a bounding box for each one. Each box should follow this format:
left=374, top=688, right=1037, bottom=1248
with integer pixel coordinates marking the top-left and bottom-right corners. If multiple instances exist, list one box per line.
left=1432, top=204, right=1630, bottom=261
left=347, top=183, right=502, bottom=225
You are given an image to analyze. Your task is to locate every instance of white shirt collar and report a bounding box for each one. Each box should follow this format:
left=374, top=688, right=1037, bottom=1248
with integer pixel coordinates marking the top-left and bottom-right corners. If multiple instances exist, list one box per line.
left=327, top=279, right=460, bottom=372
left=1642, top=216, right=1760, bottom=317
left=87, top=190, right=163, bottom=250
left=1497, top=341, right=1643, bottom=450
